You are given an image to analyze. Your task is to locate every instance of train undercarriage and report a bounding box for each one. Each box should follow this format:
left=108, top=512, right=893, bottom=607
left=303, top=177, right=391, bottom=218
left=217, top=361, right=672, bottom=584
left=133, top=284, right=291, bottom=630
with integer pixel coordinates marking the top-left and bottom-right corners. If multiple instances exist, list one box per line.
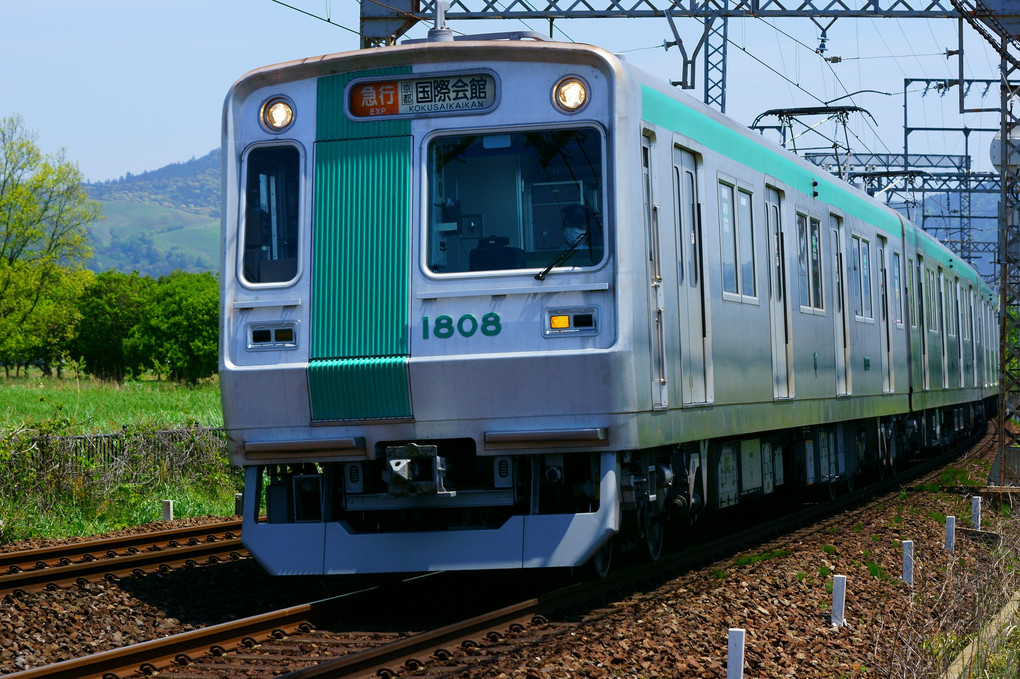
left=243, top=398, right=993, bottom=575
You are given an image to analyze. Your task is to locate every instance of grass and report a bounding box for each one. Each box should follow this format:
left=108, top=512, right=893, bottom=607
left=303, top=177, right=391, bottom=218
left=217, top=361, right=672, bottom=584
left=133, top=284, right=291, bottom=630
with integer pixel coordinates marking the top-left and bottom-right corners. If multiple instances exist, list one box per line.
left=0, top=373, right=234, bottom=542
left=0, top=373, right=222, bottom=434
left=940, top=466, right=983, bottom=487
left=0, top=482, right=237, bottom=541
left=866, top=561, right=890, bottom=581
left=734, top=548, right=793, bottom=566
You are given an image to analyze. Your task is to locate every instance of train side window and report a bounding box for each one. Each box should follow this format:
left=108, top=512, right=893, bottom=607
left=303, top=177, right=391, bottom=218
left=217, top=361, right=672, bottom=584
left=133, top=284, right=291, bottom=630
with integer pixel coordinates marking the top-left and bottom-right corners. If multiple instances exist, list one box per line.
left=718, top=181, right=756, bottom=301
left=891, top=252, right=903, bottom=326
left=944, top=277, right=957, bottom=337
left=850, top=234, right=873, bottom=321
left=926, top=268, right=939, bottom=333
left=796, top=213, right=823, bottom=311
left=242, top=146, right=300, bottom=284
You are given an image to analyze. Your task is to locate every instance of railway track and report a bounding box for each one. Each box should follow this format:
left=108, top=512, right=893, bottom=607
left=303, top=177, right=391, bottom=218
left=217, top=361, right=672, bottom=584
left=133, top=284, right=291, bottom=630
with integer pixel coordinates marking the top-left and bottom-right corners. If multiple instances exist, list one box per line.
left=5, top=429, right=995, bottom=679
left=0, top=519, right=245, bottom=595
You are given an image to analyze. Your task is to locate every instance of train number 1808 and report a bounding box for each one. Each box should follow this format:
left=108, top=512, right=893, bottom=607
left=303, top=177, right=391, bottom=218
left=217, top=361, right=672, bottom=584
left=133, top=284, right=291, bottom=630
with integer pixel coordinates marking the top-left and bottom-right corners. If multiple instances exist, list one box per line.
left=423, top=313, right=501, bottom=339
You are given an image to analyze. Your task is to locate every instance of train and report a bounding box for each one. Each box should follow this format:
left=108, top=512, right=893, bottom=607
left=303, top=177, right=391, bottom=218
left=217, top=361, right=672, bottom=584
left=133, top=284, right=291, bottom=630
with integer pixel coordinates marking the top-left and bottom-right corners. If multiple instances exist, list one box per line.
left=219, top=28, right=999, bottom=576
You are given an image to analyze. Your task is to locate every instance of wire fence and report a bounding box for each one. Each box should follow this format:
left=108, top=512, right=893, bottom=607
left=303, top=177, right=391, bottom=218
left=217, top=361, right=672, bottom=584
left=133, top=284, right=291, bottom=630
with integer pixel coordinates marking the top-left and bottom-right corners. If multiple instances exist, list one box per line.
left=0, top=426, right=232, bottom=497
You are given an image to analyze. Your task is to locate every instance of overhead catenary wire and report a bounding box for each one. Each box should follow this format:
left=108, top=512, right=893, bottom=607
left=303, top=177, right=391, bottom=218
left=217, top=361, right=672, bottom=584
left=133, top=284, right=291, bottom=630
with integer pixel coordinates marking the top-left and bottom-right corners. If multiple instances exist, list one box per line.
left=270, top=0, right=364, bottom=37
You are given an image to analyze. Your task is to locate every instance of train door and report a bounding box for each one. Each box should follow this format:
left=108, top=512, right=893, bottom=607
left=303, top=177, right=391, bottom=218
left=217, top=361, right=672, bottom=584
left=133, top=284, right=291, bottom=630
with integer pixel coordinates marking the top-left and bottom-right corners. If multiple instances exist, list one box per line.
left=643, top=135, right=668, bottom=410
left=831, top=217, right=850, bottom=395
left=969, top=287, right=978, bottom=387
left=956, top=279, right=965, bottom=388
left=672, top=146, right=709, bottom=405
left=766, top=188, right=792, bottom=398
left=939, top=268, right=948, bottom=389
left=877, top=237, right=892, bottom=392
left=918, top=258, right=929, bottom=390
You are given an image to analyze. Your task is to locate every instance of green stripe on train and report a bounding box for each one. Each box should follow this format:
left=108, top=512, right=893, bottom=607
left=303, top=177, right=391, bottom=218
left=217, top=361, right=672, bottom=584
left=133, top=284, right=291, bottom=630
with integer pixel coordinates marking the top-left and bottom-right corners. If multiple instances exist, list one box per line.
left=308, top=357, right=411, bottom=421
left=309, top=68, right=413, bottom=421
left=641, top=86, right=978, bottom=276
left=640, top=86, right=899, bottom=236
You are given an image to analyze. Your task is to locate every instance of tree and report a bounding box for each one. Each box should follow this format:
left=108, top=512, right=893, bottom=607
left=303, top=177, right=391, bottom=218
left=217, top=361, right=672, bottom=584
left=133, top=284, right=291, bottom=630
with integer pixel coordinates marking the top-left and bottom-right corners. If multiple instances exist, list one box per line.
left=0, top=115, right=97, bottom=372
left=125, top=271, right=218, bottom=383
left=71, top=270, right=155, bottom=381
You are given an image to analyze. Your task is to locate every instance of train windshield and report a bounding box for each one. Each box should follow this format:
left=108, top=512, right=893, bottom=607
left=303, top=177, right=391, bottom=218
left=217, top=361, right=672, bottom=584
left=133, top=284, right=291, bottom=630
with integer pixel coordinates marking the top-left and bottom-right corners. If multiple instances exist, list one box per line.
left=426, top=128, right=604, bottom=274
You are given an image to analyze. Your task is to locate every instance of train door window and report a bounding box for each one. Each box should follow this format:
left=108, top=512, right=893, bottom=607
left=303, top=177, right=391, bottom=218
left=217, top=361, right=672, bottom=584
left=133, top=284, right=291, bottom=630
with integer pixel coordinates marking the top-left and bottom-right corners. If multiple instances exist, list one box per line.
left=737, top=189, right=756, bottom=299
left=850, top=233, right=873, bottom=321
left=242, top=145, right=300, bottom=284
left=964, top=287, right=972, bottom=341
left=684, top=168, right=699, bottom=288
left=891, top=252, right=903, bottom=327
left=673, top=167, right=684, bottom=285
left=766, top=190, right=782, bottom=303
left=425, top=128, right=604, bottom=274
left=796, top=213, right=823, bottom=312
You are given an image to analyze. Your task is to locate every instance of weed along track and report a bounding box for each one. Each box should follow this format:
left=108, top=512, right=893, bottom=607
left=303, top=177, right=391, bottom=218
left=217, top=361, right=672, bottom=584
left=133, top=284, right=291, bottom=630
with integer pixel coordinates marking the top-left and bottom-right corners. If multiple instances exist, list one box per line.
left=2, top=427, right=1017, bottom=677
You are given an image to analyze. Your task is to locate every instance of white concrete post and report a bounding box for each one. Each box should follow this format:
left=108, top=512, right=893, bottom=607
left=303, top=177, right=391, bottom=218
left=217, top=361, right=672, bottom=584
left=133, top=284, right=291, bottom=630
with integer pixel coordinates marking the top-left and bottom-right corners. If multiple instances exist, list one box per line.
left=161, top=499, right=174, bottom=522
left=946, top=516, right=956, bottom=553
left=727, top=628, right=745, bottom=679
left=831, top=575, right=847, bottom=626
left=902, top=540, right=914, bottom=586
left=972, top=496, right=982, bottom=530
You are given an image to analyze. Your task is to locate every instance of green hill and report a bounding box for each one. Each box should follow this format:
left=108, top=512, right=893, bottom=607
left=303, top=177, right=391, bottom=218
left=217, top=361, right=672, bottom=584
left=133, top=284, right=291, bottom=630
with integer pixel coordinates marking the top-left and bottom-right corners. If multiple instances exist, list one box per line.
left=86, top=150, right=220, bottom=277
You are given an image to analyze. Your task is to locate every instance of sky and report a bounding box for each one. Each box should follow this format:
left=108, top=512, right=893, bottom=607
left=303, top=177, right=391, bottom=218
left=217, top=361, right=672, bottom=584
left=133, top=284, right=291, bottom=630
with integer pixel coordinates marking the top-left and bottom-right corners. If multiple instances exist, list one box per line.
left=1, top=1, right=1007, bottom=184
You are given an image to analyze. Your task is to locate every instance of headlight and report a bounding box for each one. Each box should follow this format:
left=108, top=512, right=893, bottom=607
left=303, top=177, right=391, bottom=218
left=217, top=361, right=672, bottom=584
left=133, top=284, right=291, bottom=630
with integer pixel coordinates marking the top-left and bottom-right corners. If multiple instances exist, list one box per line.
left=554, top=77, right=588, bottom=113
left=261, top=98, right=294, bottom=132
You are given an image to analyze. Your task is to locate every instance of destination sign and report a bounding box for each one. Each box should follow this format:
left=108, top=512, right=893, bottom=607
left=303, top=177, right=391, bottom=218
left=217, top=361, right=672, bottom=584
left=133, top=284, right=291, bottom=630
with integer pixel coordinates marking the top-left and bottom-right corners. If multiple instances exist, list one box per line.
left=348, top=73, right=497, bottom=118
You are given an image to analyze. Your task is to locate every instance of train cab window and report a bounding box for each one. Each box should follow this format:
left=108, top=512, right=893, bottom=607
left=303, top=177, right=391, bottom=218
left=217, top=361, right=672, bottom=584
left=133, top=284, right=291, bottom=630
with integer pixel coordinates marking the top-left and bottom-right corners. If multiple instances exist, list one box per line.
left=242, top=146, right=300, bottom=284
left=426, top=128, right=604, bottom=274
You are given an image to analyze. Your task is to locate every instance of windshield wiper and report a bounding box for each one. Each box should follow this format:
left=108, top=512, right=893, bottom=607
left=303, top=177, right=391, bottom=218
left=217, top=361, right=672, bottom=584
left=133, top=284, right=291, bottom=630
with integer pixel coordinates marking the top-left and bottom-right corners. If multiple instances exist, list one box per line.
left=534, top=232, right=588, bottom=281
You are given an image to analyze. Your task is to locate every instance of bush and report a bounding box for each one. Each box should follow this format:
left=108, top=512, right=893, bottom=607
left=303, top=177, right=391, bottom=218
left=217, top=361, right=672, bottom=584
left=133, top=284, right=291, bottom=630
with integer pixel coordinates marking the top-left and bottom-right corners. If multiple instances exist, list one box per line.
left=0, top=424, right=241, bottom=542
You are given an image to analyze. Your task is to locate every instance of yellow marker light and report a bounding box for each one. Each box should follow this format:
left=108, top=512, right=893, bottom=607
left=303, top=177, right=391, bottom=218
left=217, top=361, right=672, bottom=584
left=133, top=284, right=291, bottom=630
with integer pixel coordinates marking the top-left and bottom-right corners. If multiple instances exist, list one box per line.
left=262, top=98, right=294, bottom=131
left=550, top=315, right=570, bottom=329
left=554, top=77, right=588, bottom=113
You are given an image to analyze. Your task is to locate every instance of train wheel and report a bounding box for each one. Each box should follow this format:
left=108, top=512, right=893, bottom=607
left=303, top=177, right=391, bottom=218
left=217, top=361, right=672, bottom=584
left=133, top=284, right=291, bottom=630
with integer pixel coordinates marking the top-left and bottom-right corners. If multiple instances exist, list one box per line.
left=588, top=538, right=613, bottom=579
left=645, top=516, right=665, bottom=562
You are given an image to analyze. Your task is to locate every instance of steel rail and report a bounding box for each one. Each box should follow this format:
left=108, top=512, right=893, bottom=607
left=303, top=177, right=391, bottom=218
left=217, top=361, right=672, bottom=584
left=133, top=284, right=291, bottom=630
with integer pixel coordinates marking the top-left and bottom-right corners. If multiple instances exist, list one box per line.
left=0, top=519, right=242, bottom=572
left=0, top=537, right=245, bottom=595
left=2, top=587, right=380, bottom=679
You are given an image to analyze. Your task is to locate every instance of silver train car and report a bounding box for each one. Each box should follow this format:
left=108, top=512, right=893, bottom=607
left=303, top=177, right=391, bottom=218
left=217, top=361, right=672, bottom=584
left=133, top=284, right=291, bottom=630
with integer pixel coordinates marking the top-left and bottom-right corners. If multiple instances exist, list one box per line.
left=220, top=34, right=998, bottom=575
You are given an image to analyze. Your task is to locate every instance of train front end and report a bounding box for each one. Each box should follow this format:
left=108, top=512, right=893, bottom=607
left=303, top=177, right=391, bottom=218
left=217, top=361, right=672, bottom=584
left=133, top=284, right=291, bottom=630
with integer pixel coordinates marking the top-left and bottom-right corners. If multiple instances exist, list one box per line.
left=220, top=39, right=635, bottom=574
